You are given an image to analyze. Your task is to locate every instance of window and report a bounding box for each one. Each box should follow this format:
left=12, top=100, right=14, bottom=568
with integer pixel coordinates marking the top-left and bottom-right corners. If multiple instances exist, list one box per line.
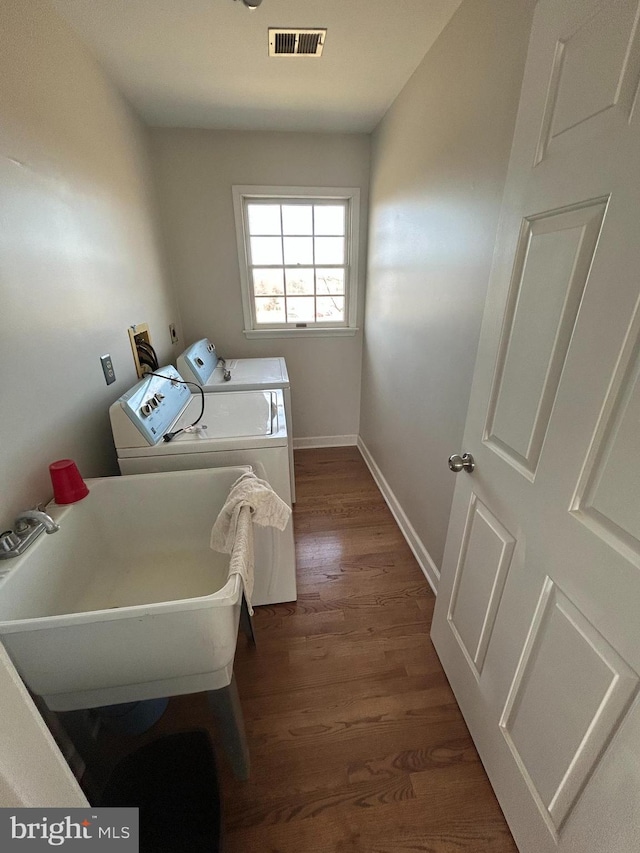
left=232, top=186, right=360, bottom=337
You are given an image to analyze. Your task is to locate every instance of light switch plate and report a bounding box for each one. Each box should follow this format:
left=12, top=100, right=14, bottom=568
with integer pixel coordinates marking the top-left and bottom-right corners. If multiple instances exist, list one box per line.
left=100, top=354, right=116, bottom=385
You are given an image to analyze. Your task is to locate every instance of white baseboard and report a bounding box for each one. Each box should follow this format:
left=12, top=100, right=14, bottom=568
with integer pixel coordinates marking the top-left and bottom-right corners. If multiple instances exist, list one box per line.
left=293, top=435, right=358, bottom=449
left=357, top=437, right=440, bottom=595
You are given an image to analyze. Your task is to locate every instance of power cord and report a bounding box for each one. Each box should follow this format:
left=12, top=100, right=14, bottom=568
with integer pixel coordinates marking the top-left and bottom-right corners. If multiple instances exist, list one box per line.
left=146, top=372, right=206, bottom=442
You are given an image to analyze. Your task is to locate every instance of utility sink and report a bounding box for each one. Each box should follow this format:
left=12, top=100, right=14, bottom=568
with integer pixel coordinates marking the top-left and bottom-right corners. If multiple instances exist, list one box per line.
left=0, top=467, right=251, bottom=712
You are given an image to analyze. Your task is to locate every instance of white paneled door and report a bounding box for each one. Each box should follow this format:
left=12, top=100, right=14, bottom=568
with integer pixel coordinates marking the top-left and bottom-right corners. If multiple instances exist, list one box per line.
left=431, top=1, right=640, bottom=851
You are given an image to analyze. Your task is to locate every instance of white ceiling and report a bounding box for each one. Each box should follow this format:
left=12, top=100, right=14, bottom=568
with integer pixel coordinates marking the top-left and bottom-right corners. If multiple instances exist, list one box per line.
left=52, top=0, right=462, bottom=133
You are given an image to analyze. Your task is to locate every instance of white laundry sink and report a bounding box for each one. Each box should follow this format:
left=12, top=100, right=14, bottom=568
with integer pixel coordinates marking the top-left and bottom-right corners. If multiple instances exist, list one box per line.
left=0, top=467, right=250, bottom=711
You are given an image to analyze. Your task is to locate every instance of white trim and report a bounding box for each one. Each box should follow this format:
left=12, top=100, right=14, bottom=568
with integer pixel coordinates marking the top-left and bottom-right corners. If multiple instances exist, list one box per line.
left=245, top=327, right=358, bottom=339
left=232, top=185, right=360, bottom=335
left=357, top=437, right=440, bottom=595
left=232, top=186, right=256, bottom=330
left=293, top=435, right=358, bottom=449
left=234, top=184, right=358, bottom=198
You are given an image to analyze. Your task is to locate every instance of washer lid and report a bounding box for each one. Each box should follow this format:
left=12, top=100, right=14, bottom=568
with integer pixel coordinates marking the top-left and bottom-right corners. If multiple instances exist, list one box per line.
left=212, top=357, right=289, bottom=388
left=177, top=340, right=289, bottom=390
left=117, top=389, right=288, bottom=457
left=178, top=389, right=277, bottom=438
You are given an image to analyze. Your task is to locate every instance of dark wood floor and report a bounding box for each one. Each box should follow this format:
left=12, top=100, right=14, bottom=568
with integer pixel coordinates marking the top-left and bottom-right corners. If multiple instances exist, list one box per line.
left=91, top=447, right=517, bottom=852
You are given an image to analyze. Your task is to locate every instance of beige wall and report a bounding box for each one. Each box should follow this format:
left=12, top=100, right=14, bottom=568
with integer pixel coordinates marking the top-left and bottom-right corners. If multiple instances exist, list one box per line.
left=0, top=0, right=180, bottom=530
left=360, top=0, right=535, bottom=582
left=149, top=129, right=370, bottom=441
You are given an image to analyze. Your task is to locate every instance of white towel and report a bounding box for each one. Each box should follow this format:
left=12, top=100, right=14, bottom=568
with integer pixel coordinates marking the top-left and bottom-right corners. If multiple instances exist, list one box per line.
left=227, top=505, right=254, bottom=609
left=210, top=472, right=292, bottom=613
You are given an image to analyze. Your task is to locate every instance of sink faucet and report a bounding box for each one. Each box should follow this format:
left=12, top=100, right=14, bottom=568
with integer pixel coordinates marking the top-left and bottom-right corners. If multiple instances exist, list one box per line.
left=0, top=507, right=60, bottom=561
left=14, top=509, right=60, bottom=534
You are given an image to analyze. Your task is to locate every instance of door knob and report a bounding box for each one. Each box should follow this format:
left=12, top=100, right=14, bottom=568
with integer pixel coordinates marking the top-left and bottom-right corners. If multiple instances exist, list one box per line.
left=448, top=453, right=475, bottom=473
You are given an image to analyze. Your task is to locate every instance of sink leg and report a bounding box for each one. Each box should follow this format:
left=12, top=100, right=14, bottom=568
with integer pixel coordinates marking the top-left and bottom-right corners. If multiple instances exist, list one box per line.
left=207, top=676, right=250, bottom=781
left=239, top=593, right=257, bottom=646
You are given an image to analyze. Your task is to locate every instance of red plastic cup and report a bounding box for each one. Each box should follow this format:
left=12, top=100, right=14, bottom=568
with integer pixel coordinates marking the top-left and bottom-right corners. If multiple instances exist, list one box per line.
left=49, top=459, right=90, bottom=504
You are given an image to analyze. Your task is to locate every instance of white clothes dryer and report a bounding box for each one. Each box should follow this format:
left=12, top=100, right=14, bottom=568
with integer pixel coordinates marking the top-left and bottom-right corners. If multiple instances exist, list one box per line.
left=109, top=366, right=296, bottom=606
left=177, top=339, right=295, bottom=501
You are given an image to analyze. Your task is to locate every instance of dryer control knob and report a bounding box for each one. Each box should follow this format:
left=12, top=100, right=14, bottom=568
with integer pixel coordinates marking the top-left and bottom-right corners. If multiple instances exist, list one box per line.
left=149, top=397, right=159, bottom=409
left=196, top=357, right=204, bottom=366
left=141, top=404, right=151, bottom=417
left=156, top=392, right=165, bottom=401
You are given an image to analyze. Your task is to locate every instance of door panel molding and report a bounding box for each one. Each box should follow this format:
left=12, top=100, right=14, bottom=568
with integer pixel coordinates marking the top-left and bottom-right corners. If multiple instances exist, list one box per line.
left=500, top=577, right=639, bottom=836
left=572, top=294, right=640, bottom=567
left=484, top=197, right=608, bottom=480
left=535, top=0, right=640, bottom=164
left=447, top=493, right=516, bottom=680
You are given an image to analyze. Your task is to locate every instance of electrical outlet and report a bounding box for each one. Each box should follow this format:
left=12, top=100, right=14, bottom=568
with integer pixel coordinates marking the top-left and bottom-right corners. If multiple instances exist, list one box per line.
left=100, top=354, right=116, bottom=385
left=169, top=323, right=178, bottom=345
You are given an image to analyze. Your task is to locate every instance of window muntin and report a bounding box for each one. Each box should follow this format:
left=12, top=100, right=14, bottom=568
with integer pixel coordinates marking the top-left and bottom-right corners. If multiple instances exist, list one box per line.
left=234, top=189, right=358, bottom=334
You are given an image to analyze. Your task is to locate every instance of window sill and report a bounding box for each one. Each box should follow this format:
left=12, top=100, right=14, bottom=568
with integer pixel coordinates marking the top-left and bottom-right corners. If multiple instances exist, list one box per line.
left=243, top=327, right=359, bottom=339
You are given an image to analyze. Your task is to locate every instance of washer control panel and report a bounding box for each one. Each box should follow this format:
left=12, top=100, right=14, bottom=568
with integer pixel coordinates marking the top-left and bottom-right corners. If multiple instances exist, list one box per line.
left=117, top=366, right=190, bottom=445
left=179, top=338, right=218, bottom=385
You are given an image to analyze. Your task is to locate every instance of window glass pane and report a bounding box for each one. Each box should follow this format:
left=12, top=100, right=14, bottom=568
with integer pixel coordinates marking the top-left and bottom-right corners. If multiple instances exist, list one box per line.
left=283, top=237, right=313, bottom=265
left=316, top=296, right=345, bottom=323
left=314, top=205, right=345, bottom=235
left=316, top=268, right=345, bottom=294
left=285, top=269, right=314, bottom=295
left=286, top=297, right=315, bottom=323
left=315, top=237, right=344, bottom=265
left=247, top=204, right=281, bottom=235
left=250, top=237, right=282, bottom=265
left=253, top=269, right=284, bottom=296
left=282, top=205, right=312, bottom=235
left=255, top=297, right=285, bottom=324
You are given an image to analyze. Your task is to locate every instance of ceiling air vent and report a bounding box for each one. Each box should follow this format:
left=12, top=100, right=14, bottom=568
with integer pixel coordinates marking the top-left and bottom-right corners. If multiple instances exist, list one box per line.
left=269, top=28, right=326, bottom=57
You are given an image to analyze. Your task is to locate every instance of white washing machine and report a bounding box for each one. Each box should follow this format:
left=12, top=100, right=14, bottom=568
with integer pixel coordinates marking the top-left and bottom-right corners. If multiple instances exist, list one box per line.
left=109, top=365, right=297, bottom=606
left=177, top=339, right=295, bottom=501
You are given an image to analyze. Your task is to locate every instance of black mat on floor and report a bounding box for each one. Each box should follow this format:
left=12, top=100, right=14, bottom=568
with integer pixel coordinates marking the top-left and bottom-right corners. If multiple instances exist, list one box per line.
left=99, top=730, right=222, bottom=852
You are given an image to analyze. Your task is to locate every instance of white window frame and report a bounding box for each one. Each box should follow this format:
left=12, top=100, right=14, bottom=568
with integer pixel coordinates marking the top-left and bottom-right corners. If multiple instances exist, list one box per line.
left=232, top=185, right=360, bottom=338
